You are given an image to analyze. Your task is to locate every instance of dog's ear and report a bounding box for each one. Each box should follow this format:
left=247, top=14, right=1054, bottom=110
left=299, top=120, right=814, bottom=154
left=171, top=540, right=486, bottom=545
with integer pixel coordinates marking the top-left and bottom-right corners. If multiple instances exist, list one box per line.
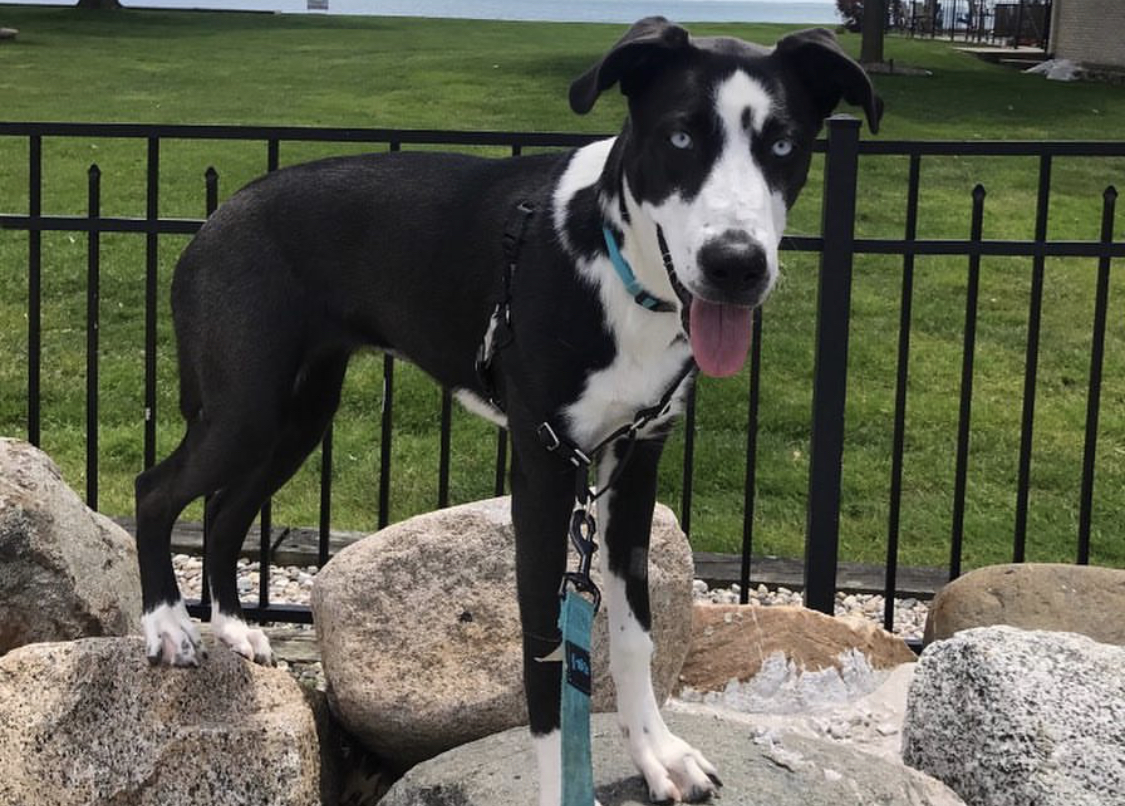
left=773, top=28, right=883, bottom=133
left=569, top=16, right=692, bottom=115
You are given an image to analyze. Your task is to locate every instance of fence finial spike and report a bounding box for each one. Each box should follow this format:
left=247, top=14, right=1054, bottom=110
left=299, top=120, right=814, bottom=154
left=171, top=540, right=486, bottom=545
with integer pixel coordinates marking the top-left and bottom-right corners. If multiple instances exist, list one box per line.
left=88, top=163, right=100, bottom=178
left=972, top=183, right=986, bottom=201
left=1104, top=185, right=1118, bottom=203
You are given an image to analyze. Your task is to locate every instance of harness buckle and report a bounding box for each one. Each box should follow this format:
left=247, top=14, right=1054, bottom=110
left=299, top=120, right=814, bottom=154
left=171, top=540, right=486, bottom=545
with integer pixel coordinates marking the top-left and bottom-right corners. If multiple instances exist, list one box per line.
left=537, top=422, right=562, bottom=451
left=537, top=423, right=591, bottom=469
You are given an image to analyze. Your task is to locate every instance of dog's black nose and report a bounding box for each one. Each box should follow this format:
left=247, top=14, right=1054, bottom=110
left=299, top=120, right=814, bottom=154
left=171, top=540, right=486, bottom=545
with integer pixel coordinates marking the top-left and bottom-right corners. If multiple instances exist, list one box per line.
left=697, top=232, right=769, bottom=304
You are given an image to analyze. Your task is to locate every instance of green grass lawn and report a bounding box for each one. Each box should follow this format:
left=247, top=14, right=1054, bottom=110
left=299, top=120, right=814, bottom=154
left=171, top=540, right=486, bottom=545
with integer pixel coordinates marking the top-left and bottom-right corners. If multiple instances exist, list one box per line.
left=1, top=6, right=1123, bottom=572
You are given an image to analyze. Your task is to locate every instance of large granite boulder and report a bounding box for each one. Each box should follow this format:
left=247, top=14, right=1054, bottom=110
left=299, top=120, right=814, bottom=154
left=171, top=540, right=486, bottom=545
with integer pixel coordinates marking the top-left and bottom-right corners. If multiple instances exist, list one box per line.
left=311, top=496, right=693, bottom=768
left=0, top=637, right=322, bottom=805
left=0, top=438, right=141, bottom=653
left=923, top=563, right=1125, bottom=646
left=902, top=626, right=1125, bottom=806
left=679, top=604, right=915, bottom=695
left=381, top=710, right=965, bottom=806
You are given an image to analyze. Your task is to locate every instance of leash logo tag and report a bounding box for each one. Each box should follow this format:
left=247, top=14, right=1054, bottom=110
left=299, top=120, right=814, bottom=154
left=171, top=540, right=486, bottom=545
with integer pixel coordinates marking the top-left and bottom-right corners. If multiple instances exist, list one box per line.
left=564, top=640, right=592, bottom=696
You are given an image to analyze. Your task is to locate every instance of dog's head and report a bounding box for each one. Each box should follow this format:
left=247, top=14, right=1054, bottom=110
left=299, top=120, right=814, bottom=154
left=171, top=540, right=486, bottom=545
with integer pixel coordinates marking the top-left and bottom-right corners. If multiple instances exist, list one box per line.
left=571, top=18, right=881, bottom=376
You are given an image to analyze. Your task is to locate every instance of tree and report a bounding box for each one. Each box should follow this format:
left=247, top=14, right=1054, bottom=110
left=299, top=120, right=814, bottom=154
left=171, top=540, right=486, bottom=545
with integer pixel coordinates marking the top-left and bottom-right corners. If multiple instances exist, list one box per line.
left=836, top=0, right=863, bottom=32
left=837, top=0, right=892, bottom=64
left=861, top=0, right=886, bottom=63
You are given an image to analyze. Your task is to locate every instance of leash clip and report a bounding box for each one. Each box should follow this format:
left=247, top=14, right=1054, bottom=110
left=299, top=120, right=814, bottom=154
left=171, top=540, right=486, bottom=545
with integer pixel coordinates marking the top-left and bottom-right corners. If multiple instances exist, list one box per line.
left=560, top=506, right=601, bottom=614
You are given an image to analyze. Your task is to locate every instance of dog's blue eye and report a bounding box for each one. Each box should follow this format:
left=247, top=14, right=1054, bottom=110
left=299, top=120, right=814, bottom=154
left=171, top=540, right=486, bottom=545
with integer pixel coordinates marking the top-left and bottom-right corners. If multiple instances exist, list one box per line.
left=669, top=131, right=693, bottom=150
left=771, top=138, right=794, bottom=158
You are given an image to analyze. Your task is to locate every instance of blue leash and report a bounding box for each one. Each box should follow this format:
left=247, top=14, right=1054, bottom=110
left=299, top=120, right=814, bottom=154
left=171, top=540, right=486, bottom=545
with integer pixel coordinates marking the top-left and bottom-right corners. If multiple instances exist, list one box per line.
left=559, top=589, right=596, bottom=806
left=558, top=504, right=601, bottom=806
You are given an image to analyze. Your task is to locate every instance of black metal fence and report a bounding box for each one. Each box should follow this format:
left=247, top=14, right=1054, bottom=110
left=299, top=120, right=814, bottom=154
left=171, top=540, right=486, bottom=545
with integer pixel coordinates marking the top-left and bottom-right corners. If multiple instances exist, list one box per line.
left=898, top=0, right=1052, bottom=50
left=1, top=118, right=1121, bottom=634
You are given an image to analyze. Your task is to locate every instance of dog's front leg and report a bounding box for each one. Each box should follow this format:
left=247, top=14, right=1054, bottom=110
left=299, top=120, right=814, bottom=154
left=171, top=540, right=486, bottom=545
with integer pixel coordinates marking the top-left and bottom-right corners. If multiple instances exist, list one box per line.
left=597, top=438, right=720, bottom=803
left=509, top=432, right=599, bottom=806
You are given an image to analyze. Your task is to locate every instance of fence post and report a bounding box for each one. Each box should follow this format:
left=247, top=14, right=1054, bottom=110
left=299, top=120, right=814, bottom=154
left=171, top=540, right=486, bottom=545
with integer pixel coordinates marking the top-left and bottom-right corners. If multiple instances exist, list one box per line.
left=28, top=135, right=42, bottom=447
left=86, top=164, right=101, bottom=510
left=803, top=115, right=861, bottom=615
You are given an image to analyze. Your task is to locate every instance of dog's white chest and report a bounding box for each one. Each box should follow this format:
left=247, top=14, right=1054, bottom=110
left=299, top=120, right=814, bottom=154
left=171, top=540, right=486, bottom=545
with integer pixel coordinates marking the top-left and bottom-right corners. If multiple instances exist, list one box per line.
left=563, top=303, right=693, bottom=450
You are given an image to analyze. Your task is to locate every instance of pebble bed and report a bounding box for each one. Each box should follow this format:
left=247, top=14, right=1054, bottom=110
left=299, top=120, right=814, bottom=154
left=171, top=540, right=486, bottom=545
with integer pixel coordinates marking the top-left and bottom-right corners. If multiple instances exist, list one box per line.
left=172, top=555, right=929, bottom=690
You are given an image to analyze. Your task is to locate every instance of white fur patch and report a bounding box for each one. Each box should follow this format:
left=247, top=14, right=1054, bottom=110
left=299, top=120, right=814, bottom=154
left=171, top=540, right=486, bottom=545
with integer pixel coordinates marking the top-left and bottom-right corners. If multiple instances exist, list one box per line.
left=453, top=388, right=508, bottom=428
left=534, top=731, right=561, bottom=806
left=211, top=610, right=274, bottom=665
left=143, top=600, right=203, bottom=667
left=552, top=137, right=617, bottom=256
left=641, top=70, right=785, bottom=301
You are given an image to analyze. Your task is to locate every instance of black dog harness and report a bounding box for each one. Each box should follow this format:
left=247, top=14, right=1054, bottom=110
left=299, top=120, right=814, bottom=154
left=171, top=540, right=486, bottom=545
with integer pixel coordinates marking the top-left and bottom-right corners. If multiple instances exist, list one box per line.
left=475, top=200, right=696, bottom=605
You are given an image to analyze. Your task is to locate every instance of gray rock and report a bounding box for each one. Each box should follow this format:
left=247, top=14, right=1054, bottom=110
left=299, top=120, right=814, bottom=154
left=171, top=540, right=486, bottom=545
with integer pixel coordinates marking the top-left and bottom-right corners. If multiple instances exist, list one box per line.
left=903, top=626, right=1125, bottom=806
left=0, top=438, right=142, bottom=654
left=924, top=563, right=1125, bottom=646
left=381, top=711, right=964, bottom=806
left=0, top=637, right=322, bottom=806
left=311, top=496, right=693, bottom=768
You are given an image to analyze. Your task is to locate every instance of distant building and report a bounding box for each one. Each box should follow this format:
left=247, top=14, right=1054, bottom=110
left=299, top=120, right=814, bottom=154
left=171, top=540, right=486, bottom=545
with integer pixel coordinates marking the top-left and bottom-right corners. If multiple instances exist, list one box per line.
left=1050, top=0, right=1125, bottom=70
left=308, top=0, right=329, bottom=9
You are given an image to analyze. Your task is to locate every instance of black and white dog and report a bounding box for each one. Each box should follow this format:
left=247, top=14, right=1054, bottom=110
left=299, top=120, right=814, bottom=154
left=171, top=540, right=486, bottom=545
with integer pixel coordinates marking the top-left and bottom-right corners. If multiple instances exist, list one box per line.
left=136, top=17, right=879, bottom=805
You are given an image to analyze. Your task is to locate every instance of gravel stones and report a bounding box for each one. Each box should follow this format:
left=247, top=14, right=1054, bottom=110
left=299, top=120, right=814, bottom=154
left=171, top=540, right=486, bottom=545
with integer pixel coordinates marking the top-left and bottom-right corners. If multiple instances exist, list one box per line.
left=902, top=626, right=1125, bottom=806
left=380, top=710, right=965, bottom=806
left=924, top=563, right=1125, bottom=646
left=0, top=438, right=141, bottom=654
left=311, top=496, right=693, bottom=768
left=0, top=637, right=322, bottom=806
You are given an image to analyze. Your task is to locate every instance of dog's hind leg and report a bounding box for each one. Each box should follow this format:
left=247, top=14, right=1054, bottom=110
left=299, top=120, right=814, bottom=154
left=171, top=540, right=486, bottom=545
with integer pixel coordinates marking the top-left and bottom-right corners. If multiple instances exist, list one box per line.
left=204, top=353, right=349, bottom=665
left=135, top=415, right=273, bottom=667
left=597, top=439, right=720, bottom=804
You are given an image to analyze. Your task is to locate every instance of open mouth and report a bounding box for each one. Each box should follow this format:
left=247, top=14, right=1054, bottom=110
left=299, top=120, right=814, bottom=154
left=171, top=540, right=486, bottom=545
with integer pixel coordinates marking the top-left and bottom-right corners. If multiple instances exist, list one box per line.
left=657, top=229, right=757, bottom=379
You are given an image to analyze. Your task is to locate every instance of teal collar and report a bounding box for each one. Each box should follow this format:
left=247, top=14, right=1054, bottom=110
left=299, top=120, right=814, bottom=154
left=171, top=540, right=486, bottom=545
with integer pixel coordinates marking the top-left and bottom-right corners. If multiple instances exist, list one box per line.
left=601, top=226, right=676, bottom=313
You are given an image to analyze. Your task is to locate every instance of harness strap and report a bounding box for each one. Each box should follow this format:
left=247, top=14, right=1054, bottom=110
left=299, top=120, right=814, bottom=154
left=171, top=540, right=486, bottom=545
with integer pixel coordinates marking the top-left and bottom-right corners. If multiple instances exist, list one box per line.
left=476, top=201, right=536, bottom=410
left=538, top=355, right=696, bottom=505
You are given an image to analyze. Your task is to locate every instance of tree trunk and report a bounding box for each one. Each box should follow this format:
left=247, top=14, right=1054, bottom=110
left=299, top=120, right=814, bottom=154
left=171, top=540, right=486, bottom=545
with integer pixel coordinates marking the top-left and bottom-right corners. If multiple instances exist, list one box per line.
left=861, top=0, right=886, bottom=63
left=76, top=0, right=123, bottom=9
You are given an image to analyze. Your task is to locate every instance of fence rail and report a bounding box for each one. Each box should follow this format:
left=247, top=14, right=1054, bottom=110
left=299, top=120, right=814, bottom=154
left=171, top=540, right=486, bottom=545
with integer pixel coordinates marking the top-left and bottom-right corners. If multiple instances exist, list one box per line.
left=1, top=118, right=1121, bottom=637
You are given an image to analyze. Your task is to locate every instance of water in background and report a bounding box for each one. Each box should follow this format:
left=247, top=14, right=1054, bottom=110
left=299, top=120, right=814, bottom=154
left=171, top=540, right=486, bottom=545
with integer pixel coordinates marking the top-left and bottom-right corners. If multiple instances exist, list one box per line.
left=59, top=0, right=839, bottom=24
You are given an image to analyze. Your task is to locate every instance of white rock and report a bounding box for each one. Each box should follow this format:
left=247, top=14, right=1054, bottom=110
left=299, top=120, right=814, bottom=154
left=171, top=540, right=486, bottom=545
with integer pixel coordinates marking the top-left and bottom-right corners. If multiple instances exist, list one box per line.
left=903, top=626, right=1125, bottom=805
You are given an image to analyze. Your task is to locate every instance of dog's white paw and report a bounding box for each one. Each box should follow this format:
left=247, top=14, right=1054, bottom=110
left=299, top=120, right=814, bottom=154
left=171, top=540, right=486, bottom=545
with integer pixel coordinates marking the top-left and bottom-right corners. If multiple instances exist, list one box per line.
left=623, top=724, right=720, bottom=803
left=211, top=611, right=275, bottom=665
left=143, top=601, right=205, bottom=667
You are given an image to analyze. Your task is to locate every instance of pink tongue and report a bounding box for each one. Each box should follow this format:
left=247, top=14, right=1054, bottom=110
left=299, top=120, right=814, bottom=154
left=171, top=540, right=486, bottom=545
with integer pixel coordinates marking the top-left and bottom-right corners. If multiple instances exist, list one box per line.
left=689, top=298, right=753, bottom=378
